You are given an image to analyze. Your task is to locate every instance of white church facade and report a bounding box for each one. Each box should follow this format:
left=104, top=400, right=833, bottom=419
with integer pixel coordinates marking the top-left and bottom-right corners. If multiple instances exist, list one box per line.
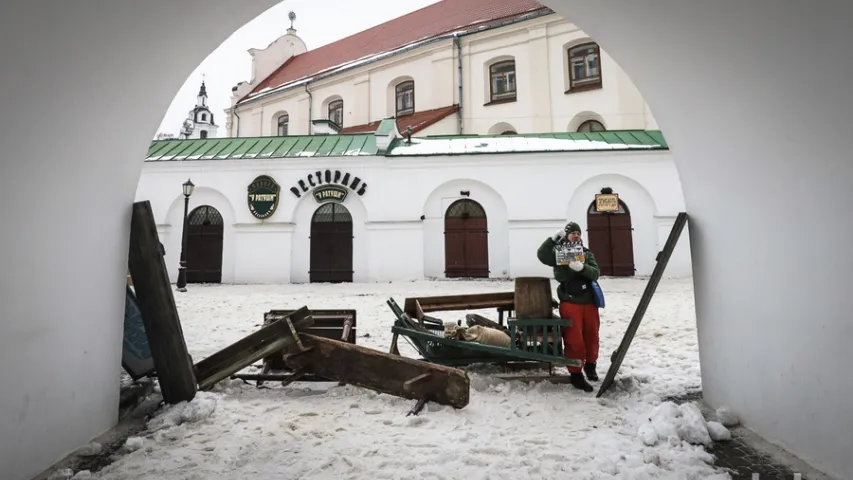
left=136, top=122, right=691, bottom=285
left=224, top=0, right=658, bottom=138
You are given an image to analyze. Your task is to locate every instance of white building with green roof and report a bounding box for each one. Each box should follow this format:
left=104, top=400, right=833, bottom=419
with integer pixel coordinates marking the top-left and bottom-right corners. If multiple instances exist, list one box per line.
left=138, top=121, right=689, bottom=284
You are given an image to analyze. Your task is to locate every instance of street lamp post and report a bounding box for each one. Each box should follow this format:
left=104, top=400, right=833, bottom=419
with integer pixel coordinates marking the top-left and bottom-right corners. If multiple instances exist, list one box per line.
left=176, top=178, right=195, bottom=292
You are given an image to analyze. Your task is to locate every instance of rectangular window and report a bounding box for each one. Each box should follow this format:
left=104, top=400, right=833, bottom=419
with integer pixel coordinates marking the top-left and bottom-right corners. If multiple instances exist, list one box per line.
left=489, top=61, right=517, bottom=102
left=568, top=43, right=603, bottom=90
left=277, top=115, right=289, bottom=136
left=395, top=81, right=414, bottom=116
left=328, top=100, right=344, bottom=127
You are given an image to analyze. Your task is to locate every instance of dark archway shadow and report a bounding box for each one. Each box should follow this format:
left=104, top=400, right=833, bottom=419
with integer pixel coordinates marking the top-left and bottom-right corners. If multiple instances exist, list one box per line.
left=2, top=1, right=853, bottom=479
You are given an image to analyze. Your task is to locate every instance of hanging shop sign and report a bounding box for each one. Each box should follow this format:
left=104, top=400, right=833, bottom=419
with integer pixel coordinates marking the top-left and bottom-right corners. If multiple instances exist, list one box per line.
left=247, top=175, right=281, bottom=219
left=313, top=185, right=348, bottom=203
left=290, top=169, right=367, bottom=199
left=594, top=193, right=620, bottom=213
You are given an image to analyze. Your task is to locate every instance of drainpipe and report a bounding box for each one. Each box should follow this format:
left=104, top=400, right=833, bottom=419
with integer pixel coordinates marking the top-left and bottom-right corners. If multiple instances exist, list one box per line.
left=454, top=34, right=463, bottom=135
left=305, top=83, right=313, bottom=135
left=232, top=106, right=241, bottom=137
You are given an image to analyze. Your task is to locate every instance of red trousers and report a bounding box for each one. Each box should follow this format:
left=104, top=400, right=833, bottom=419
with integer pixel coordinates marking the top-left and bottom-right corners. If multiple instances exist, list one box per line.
left=559, top=302, right=600, bottom=373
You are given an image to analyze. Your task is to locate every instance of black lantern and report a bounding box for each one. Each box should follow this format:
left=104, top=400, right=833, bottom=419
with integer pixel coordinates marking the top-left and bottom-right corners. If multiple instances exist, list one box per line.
left=176, top=178, right=194, bottom=292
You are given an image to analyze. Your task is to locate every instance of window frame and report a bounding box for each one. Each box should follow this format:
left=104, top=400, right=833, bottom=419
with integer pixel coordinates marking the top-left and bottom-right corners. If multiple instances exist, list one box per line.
left=328, top=99, right=344, bottom=127
left=567, top=42, right=603, bottom=93
left=395, top=80, right=415, bottom=117
left=577, top=119, right=606, bottom=133
left=488, top=60, right=517, bottom=104
left=277, top=113, right=289, bottom=136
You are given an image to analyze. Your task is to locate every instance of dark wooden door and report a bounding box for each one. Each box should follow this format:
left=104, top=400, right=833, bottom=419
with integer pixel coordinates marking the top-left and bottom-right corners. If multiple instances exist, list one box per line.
left=444, top=199, right=489, bottom=278
left=586, top=200, right=635, bottom=277
left=187, top=205, right=224, bottom=283
left=310, top=203, right=353, bottom=283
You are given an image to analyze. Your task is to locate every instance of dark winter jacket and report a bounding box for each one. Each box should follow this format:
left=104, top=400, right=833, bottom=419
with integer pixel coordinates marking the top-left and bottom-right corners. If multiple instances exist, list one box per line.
left=536, top=237, right=601, bottom=304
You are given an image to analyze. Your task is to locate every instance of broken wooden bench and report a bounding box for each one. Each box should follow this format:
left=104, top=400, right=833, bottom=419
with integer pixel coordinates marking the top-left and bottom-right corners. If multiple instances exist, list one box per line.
left=387, top=298, right=582, bottom=370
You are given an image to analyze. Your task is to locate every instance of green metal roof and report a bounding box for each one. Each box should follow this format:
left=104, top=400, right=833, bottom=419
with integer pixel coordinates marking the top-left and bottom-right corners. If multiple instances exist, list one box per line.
left=145, top=134, right=379, bottom=161
left=145, top=130, right=667, bottom=161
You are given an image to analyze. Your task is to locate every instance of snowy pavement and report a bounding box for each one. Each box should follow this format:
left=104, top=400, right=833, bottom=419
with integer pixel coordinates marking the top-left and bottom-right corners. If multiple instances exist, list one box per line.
left=81, top=277, right=738, bottom=479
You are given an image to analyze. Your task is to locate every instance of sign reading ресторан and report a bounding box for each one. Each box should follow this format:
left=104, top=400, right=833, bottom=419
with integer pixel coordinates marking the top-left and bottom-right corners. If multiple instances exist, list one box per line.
left=290, top=169, right=367, bottom=199
left=247, top=175, right=281, bottom=219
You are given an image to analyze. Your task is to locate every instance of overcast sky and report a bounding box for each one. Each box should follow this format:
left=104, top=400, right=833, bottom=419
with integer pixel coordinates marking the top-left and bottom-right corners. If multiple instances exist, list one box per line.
left=157, top=0, right=440, bottom=137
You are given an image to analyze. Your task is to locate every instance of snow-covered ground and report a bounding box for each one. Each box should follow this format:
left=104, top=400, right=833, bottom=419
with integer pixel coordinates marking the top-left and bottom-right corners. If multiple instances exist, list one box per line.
left=77, top=277, right=737, bottom=479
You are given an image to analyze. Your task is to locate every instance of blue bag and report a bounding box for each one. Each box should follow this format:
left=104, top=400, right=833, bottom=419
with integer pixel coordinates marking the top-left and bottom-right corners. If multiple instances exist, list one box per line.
left=591, top=280, right=605, bottom=309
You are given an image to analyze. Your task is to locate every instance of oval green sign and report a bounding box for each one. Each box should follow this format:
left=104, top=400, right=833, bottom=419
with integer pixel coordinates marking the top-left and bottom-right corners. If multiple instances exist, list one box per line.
left=247, top=175, right=281, bottom=219
left=313, top=185, right=348, bottom=203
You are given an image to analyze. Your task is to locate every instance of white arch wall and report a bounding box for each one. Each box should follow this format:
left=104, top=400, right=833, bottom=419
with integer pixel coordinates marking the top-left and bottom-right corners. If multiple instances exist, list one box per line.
left=4, top=1, right=853, bottom=479
left=544, top=1, right=853, bottom=478
left=0, top=2, right=280, bottom=479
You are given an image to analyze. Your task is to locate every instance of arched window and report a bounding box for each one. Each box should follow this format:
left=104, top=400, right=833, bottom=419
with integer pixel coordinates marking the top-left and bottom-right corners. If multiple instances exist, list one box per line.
left=328, top=99, right=344, bottom=127
left=568, top=42, right=602, bottom=91
left=578, top=120, right=606, bottom=132
left=200, top=113, right=207, bottom=122
left=277, top=113, right=289, bottom=136
left=489, top=60, right=517, bottom=103
left=199, top=130, right=208, bottom=139
left=395, top=80, right=414, bottom=116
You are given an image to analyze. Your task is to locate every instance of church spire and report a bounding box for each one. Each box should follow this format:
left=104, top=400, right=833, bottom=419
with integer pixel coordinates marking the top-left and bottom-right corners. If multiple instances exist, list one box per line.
left=196, top=75, right=208, bottom=107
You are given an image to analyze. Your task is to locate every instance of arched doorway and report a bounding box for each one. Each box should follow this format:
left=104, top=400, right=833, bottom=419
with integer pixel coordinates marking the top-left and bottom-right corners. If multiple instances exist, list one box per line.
left=186, top=205, right=224, bottom=283
left=310, top=203, right=353, bottom=283
left=444, top=199, right=489, bottom=278
left=586, top=199, right=634, bottom=276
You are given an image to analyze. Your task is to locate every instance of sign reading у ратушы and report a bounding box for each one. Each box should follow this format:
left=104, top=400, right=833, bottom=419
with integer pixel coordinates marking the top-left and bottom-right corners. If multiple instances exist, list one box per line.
left=313, top=185, right=348, bottom=203
left=595, top=193, right=620, bottom=213
left=247, top=175, right=281, bottom=220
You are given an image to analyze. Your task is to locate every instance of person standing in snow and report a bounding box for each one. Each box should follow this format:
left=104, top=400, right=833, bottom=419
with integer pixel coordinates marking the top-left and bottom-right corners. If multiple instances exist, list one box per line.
left=536, top=221, right=601, bottom=392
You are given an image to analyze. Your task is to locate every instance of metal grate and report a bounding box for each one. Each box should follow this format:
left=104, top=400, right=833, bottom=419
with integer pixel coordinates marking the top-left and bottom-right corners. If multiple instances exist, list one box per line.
left=188, top=205, right=224, bottom=226
left=446, top=199, right=486, bottom=219
left=312, top=202, right=352, bottom=223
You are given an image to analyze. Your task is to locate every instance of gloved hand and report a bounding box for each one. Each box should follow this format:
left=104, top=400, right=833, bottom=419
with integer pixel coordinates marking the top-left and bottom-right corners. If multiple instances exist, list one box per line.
left=551, top=229, right=566, bottom=242
left=569, top=261, right=584, bottom=272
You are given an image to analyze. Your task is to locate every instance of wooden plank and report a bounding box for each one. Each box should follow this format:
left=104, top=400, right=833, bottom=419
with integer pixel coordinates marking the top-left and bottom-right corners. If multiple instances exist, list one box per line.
left=404, top=292, right=515, bottom=316
left=282, top=334, right=470, bottom=409
left=262, top=309, right=356, bottom=372
left=127, top=200, right=197, bottom=404
left=494, top=374, right=572, bottom=385
left=597, top=212, right=689, bottom=398
left=194, top=307, right=313, bottom=390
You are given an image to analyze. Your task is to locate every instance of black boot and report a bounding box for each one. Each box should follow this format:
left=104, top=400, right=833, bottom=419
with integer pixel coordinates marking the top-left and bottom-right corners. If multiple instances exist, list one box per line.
left=570, top=372, right=593, bottom=392
left=583, top=362, right=599, bottom=381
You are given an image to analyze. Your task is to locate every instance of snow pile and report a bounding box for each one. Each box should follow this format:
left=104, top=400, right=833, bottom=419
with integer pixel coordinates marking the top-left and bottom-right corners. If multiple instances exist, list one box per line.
left=715, top=405, right=740, bottom=427
left=636, top=400, right=732, bottom=447
left=91, top=278, right=730, bottom=479
left=146, top=391, right=218, bottom=432
left=74, top=442, right=102, bottom=457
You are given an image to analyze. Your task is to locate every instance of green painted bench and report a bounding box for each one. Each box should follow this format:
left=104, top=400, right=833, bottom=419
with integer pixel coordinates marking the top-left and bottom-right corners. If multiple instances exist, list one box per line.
left=386, top=298, right=582, bottom=368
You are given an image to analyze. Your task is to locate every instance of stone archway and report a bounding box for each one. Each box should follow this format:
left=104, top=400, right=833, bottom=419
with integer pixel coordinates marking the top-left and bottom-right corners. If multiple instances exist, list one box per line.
left=6, top=3, right=853, bottom=479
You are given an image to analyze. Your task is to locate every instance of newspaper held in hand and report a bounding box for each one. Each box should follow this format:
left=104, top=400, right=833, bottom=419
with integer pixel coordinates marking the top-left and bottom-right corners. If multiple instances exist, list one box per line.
left=555, top=239, right=585, bottom=266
